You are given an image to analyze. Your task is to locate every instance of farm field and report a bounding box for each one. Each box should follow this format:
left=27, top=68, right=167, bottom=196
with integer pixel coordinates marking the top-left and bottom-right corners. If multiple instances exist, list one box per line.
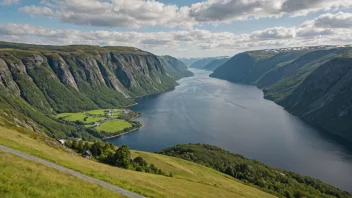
left=56, top=109, right=134, bottom=134
left=96, top=120, right=133, bottom=133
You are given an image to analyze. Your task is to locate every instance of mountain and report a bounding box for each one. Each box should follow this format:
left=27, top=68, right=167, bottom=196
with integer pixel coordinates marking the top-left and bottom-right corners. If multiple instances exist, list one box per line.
left=210, top=46, right=352, bottom=142
left=160, top=144, right=351, bottom=198
left=189, top=57, right=218, bottom=69
left=158, top=55, right=194, bottom=79
left=178, top=57, right=203, bottom=66
left=0, top=41, right=192, bottom=140
left=279, top=57, right=352, bottom=141
left=203, top=58, right=230, bottom=71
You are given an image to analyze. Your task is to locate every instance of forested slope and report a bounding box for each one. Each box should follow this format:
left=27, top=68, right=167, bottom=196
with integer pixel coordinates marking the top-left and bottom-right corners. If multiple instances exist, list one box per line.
left=210, top=46, right=352, bottom=142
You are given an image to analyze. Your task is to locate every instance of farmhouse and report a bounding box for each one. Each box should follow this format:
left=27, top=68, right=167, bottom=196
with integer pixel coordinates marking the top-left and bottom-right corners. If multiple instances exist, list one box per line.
left=82, top=150, right=92, bottom=159
left=94, top=122, right=100, bottom=127
left=57, top=139, right=66, bottom=145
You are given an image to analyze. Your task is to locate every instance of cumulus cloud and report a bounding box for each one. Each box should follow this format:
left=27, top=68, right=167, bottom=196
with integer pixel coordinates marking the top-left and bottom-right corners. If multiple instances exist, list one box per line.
left=19, top=0, right=190, bottom=29
left=0, top=0, right=20, bottom=6
left=303, top=12, right=352, bottom=29
left=18, top=0, right=352, bottom=29
left=2, top=11, right=352, bottom=55
left=250, top=27, right=296, bottom=40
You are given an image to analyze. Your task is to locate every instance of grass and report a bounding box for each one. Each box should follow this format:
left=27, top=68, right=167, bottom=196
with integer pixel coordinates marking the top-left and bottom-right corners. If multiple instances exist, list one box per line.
left=56, top=109, right=132, bottom=133
left=86, top=109, right=106, bottom=115
left=0, top=125, right=274, bottom=198
left=0, top=151, right=124, bottom=198
left=96, top=120, right=132, bottom=133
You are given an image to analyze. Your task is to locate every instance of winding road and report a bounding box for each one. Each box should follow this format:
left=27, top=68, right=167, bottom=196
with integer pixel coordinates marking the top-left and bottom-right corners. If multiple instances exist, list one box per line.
left=0, top=144, right=145, bottom=198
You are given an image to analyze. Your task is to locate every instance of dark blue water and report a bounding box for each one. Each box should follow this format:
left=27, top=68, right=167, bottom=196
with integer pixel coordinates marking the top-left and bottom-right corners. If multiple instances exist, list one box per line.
left=108, top=69, right=352, bottom=192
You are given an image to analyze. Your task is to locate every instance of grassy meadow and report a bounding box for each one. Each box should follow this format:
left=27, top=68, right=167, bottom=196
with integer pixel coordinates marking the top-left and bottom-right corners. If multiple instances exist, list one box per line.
left=0, top=151, right=124, bottom=198
left=96, top=120, right=132, bottom=133
left=56, top=109, right=133, bottom=134
left=0, top=125, right=274, bottom=198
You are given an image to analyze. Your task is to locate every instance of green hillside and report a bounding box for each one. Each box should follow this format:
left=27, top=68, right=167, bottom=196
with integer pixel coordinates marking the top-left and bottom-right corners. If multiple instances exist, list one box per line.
left=160, top=144, right=351, bottom=198
left=0, top=151, right=124, bottom=198
left=210, top=46, right=352, bottom=142
left=0, top=41, right=192, bottom=140
left=204, top=58, right=230, bottom=71
left=0, top=125, right=275, bottom=198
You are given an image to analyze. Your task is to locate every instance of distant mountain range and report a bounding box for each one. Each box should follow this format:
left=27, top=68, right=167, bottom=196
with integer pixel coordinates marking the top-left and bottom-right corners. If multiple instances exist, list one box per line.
left=179, top=56, right=230, bottom=70
left=178, top=57, right=203, bottom=66
left=210, top=45, right=352, bottom=142
left=203, top=58, right=230, bottom=71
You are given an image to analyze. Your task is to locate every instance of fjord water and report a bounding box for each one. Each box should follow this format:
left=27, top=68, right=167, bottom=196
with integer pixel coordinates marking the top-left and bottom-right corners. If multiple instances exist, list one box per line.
left=108, top=69, right=352, bottom=192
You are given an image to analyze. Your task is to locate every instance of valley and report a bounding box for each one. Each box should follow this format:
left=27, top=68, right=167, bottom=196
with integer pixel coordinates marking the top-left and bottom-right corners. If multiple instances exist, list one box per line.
left=0, top=42, right=352, bottom=197
left=210, top=46, right=352, bottom=143
left=2, top=1, right=352, bottom=197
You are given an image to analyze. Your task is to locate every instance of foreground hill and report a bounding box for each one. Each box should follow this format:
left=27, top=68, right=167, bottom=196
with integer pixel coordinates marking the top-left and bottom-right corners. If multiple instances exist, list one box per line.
left=0, top=122, right=274, bottom=198
left=0, top=41, right=192, bottom=140
left=160, top=144, right=351, bottom=198
left=210, top=46, right=352, bottom=142
left=0, top=151, right=124, bottom=198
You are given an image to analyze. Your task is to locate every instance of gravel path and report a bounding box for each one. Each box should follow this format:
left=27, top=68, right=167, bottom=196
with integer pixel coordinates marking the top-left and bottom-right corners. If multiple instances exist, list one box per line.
left=0, top=144, right=145, bottom=198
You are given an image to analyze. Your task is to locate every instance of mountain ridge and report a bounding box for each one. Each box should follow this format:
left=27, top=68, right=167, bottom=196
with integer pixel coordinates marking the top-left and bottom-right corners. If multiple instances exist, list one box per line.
left=210, top=46, right=352, bottom=142
left=0, top=41, right=193, bottom=140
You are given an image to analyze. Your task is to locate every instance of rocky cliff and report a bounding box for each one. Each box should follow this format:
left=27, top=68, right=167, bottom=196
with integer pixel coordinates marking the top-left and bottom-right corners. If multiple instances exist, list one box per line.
left=158, top=55, right=194, bottom=79
left=280, top=57, right=352, bottom=140
left=0, top=41, right=192, bottom=139
left=210, top=46, right=352, bottom=142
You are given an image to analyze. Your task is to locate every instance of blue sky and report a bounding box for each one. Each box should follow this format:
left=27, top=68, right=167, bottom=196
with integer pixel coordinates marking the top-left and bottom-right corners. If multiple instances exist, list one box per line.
left=1, top=0, right=352, bottom=57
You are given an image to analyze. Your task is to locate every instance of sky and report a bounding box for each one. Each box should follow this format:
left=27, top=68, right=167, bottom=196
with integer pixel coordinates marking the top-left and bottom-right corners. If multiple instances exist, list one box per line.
left=1, top=0, right=352, bottom=58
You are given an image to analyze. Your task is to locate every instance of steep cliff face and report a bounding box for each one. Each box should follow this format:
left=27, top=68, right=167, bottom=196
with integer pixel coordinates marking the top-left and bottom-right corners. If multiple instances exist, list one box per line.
left=0, top=42, right=192, bottom=139
left=210, top=50, right=308, bottom=85
left=158, top=55, right=194, bottom=80
left=210, top=46, right=352, bottom=142
left=281, top=58, right=352, bottom=140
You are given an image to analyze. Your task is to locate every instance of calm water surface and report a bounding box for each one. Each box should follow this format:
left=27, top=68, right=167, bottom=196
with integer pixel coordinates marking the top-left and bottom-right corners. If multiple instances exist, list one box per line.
left=108, top=69, right=352, bottom=192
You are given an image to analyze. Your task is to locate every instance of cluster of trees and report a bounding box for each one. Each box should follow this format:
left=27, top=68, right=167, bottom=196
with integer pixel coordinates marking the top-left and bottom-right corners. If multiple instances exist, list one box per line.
left=66, top=140, right=172, bottom=176
left=159, top=144, right=351, bottom=198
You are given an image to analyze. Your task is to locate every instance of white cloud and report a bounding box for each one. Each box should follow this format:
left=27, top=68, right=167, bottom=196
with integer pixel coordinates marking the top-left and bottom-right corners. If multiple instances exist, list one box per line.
left=20, top=0, right=189, bottom=29
left=2, top=12, right=352, bottom=57
left=302, top=12, right=352, bottom=29
left=18, top=0, right=352, bottom=29
left=250, top=27, right=296, bottom=40
left=0, top=0, right=20, bottom=6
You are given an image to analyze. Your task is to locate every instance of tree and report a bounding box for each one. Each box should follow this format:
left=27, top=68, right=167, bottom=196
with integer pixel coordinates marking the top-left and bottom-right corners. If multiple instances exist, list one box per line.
left=65, top=141, right=72, bottom=148
left=77, top=141, right=84, bottom=153
left=83, top=142, right=90, bottom=151
left=72, top=140, right=78, bottom=150
left=149, top=164, right=157, bottom=173
left=133, top=157, right=147, bottom=167
left=113, top=145, right=131, bottom=169
left=225, top=166, right=234, bottom=177
left=91, top=142, right=103, bottom=156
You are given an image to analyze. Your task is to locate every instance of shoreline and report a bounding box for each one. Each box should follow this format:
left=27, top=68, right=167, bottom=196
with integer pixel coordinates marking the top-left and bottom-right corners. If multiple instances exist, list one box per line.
left=102, top=125, right=144, bottom=140
left=102, top=113, right=143, bottom=140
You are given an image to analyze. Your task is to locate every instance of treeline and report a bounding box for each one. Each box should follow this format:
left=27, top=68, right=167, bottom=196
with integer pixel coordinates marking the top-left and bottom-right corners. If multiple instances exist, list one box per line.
left=159, top=144, right=351, bottom=198
left=66, top=140, right=172, bottom=177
